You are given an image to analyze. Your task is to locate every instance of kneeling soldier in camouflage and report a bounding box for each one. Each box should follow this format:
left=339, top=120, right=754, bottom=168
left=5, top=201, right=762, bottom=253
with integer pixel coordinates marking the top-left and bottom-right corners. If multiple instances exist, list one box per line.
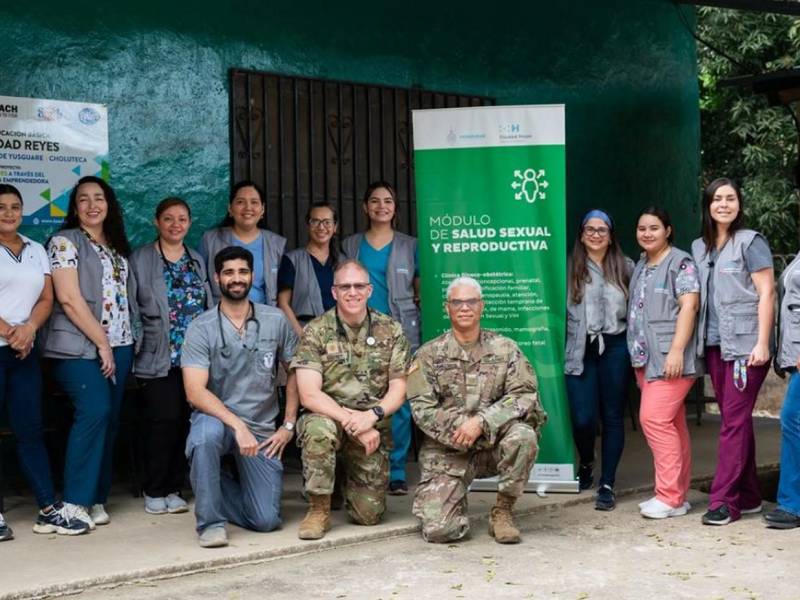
left=408, top=276, right=547, bottom=544
left=290, top=259, right=411, bottom=539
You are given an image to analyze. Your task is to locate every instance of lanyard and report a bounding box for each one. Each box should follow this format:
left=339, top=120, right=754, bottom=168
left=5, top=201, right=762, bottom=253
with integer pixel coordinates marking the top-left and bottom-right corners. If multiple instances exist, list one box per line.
left=733, top=358, right=748, bottom=392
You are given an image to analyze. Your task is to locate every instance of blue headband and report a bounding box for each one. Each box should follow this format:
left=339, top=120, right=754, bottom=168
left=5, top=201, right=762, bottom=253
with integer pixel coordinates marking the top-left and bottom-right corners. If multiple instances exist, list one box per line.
left=581, top=209, right=612, bottom=229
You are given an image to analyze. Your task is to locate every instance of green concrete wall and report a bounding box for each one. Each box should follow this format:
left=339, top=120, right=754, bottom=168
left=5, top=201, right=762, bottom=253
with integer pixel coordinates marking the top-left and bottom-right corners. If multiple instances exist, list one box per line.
left=0, top=1, right=699, bottom=254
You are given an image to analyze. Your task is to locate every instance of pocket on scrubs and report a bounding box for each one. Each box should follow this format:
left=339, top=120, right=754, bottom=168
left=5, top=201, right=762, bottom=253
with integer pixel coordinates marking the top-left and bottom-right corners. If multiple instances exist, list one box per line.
left=254, top=339, right=279, bottom=379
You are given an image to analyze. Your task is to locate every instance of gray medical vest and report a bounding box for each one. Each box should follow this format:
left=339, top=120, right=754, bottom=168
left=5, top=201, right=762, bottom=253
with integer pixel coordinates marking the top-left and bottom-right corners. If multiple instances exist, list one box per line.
left=42, top=228, right=139, bottom=360
left=284, top=247, right=328, bottom=321
left=691, top=230, right=772, bottom=361
left=627, top=247, right=700, bottom=381
left=130, top=242, right=212, bottom=378
left=564, top=256, right=633, bottom=375
left=777, top=254, right=800, bottom=371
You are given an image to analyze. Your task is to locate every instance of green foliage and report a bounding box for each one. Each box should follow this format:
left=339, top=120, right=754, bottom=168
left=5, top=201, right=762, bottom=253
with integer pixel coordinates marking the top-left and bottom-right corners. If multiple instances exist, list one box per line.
left=698, top=6, right=800, bottom=254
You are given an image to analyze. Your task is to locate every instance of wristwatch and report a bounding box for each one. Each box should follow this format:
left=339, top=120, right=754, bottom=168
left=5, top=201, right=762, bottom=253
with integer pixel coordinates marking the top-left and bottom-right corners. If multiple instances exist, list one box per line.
left=371, top=406, right=385, bottom=420
left=282, top=421, right=295, bottom=432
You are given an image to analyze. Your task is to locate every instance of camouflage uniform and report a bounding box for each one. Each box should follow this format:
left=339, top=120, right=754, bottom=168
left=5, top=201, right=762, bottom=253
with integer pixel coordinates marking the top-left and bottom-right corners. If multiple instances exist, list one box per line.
left=290, top=308, right=411, bottom=525
left=407, top=329, right=547, bottom=543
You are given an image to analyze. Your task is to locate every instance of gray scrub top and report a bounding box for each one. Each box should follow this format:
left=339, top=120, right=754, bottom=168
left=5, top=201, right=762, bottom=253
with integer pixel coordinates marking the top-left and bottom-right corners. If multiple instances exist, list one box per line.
left=706, top=236, right=772, bottom=345
left=181, top=303, right=298, bottom=437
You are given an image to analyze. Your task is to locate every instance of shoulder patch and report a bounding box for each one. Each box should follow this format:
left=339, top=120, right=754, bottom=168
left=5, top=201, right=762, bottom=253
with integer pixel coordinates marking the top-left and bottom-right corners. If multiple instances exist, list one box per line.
left=408, top=359, right=420, bottom=375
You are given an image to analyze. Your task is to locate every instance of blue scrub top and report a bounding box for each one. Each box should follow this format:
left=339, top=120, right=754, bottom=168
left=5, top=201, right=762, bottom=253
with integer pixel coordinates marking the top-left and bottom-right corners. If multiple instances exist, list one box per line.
left=232, top=233, right=267, bottom=304
left=359, top=237, right=392, bottom=315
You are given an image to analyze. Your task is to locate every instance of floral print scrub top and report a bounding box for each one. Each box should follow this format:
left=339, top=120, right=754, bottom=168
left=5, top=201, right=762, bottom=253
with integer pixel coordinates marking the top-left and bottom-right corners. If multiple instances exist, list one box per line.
left=628, top=255, right=700, bottom=368
left=162, top=253, right=206, bottom=367
left=48, top=229, right=133, bottom=347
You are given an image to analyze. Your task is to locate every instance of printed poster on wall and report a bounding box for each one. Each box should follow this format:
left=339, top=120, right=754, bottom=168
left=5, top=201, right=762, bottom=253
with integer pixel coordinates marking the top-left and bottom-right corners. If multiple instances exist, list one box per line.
left=0, top=95, right=109, bottom=226
left=412, top=104, right=577, bottom=492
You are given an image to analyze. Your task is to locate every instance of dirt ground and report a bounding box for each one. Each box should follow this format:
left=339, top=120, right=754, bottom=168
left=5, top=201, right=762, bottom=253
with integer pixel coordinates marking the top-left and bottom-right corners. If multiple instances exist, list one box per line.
left=73, top=488, right=798, bottom=600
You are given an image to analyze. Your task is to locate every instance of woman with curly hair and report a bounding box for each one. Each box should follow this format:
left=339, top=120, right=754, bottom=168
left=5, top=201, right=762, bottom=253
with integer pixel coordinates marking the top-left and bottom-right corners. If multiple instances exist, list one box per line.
left=43, top=176, right=138, bottom=530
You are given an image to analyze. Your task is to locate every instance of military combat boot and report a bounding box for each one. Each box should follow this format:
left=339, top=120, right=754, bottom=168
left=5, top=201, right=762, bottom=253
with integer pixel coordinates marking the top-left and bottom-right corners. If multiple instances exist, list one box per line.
left=298, top=494, right=331, bottom=540
left=488, top=493, right=521, bottom=544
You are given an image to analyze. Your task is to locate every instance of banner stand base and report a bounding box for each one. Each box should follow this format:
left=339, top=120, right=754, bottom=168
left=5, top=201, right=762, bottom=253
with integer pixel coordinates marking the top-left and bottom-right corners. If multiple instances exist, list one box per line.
left=470, top=479, right=580, bottom=494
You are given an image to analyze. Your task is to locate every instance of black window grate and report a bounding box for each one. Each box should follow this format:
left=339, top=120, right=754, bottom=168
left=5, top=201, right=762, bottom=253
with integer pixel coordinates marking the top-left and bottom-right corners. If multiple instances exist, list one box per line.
left=230, top=69, right=494, bottom=249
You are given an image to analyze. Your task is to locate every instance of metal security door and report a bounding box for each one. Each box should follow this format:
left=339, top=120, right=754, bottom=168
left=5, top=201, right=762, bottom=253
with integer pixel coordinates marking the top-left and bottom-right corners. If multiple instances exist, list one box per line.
left=230, top=70, right=493, bottom=249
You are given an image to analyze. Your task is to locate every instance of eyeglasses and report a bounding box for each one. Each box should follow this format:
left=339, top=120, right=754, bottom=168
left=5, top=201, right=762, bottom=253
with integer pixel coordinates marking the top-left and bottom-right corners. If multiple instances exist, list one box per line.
left=583, top=226, right=610, bottom=237
left=334, top=283, right=370, bottom=292
left=448, top=298, right=481, bottom=309
left=309, top=218, right=335, bottom=228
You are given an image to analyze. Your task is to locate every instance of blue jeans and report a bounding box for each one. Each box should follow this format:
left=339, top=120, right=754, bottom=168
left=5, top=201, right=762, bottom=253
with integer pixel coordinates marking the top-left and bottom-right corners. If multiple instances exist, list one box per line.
left=390, top=400, right=412, bottom=482
left=0, top=345, right=55, bottom=508
left=777, top=369, right=800, bottom=516
left=186, top=412, right=283, bottom=533
left=565, top=333, right=629, bottom=488
left=51, top=345, right=134, bottom=506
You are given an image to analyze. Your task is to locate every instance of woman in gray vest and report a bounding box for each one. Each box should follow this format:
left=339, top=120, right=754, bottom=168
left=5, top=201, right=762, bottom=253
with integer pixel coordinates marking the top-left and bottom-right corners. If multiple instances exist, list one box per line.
left=44, top=176, right=138, bottom=531
left=628, top=206, right=700, bottom=519
left=565, top=209, right=633, bottom=511
left=131, top=197, right=212, bottom=516
left=199, top=180, right=286, bottom=306
left=764, top=253, right=800, bottom=528
left=342, top=181, right=419, bottom=495
left=277, top=201, right=338, bottom=336
left=691, top=178, right=774, bottom=526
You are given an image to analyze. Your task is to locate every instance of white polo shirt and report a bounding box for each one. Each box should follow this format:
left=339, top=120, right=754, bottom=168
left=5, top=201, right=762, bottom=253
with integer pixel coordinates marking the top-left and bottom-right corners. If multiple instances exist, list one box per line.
left=0, top=234, right=50, bottom=347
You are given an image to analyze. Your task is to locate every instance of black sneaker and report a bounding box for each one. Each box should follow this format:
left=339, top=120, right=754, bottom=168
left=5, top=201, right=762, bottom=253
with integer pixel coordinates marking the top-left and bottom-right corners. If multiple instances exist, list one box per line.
left=578, top=464, right=594, bottom=490
left=388, top=480, right=409, bottom=496
left=702, top=505, right=732, bottom=526
left=33, top=502, right=89, bottom=536
left=0, top=513, right=13, bottom=541
left=763, top=508, right=800, bottom=529
left=595, top=485, right=616, bottom=511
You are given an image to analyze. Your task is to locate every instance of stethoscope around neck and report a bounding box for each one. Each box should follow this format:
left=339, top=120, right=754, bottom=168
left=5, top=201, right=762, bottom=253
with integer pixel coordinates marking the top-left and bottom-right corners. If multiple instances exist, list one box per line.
left=157, top=238, right=204, bottom=284
left=218, top=301, right=261, bottom=358
left=335, top=307, right=376, bottom=347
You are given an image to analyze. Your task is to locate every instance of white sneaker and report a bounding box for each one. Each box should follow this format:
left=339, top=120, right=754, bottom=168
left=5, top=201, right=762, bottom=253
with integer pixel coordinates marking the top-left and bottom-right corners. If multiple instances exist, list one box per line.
left=638, top=496, right=658, bottom=510
left=90, top=504, right=110, bottom=525
left=64, top=503, right=95, bottom=530
left=641, top=498, right=689, bottom=519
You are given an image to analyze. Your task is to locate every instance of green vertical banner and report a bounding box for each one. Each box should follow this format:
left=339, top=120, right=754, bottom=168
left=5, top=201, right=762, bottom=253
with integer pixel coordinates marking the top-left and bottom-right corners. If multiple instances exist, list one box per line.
left=412, top=105, right=577, bottom=493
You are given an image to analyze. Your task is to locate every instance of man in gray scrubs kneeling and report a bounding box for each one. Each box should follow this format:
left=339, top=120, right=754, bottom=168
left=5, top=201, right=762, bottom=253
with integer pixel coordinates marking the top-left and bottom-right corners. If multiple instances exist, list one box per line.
left=181, top=246, right=299, bottom=548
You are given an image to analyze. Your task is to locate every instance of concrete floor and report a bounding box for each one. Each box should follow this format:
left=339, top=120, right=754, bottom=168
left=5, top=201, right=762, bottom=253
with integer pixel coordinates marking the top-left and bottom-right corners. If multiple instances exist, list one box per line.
left=0, top=414, right=783, bottom=600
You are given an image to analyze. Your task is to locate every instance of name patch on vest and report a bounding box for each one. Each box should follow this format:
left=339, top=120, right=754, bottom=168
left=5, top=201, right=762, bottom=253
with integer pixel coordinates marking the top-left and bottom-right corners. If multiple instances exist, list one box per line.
left=720, top=261, right=742, bottom=274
